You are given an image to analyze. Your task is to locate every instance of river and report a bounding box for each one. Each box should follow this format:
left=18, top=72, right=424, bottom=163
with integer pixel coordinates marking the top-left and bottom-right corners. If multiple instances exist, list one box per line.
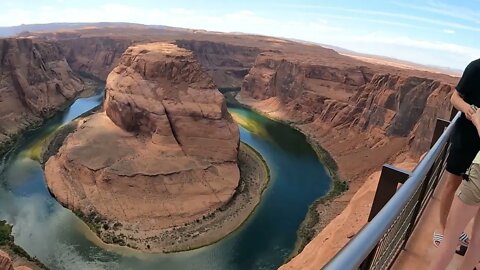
left=0, top=87, right=331, bottom=270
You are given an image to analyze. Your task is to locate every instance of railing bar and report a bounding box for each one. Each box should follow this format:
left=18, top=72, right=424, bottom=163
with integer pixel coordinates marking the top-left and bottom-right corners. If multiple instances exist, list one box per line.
left=323, top=112, right=460, bottom=270
left=372, top=199, right=418, bottom=269
left=370, top=182, right=424, bottom=268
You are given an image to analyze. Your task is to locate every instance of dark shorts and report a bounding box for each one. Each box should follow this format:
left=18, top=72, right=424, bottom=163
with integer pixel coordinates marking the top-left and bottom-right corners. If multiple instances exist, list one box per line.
left=446, top=120, right=480, bottom=176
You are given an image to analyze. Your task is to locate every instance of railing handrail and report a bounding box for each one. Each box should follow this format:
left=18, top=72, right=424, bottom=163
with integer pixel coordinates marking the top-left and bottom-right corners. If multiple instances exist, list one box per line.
left=323, top=112, right=461, bottom=270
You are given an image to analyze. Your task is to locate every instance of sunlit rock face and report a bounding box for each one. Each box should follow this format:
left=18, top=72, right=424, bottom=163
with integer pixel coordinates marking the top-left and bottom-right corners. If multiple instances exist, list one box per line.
left=44, top=43, right=240, bottom=251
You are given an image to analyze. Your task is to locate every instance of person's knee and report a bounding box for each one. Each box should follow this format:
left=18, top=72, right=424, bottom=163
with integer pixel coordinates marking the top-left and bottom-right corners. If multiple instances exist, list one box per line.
left=445, top=173, right=462, bottom=189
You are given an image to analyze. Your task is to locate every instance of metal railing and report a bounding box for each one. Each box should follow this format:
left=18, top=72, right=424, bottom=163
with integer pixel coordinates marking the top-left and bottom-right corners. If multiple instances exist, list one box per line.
left=323, top=111, right=460, bottom=270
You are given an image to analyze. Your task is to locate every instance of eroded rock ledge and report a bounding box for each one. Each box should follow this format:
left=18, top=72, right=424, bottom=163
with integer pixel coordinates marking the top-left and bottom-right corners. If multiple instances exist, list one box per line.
left=44, top=43, right=247, bottom=252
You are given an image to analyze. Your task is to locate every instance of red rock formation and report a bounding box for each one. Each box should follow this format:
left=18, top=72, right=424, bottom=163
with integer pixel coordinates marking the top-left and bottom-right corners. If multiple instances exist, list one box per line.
left=44, top=43, right=240, bottom=252
left=58, top=37, right=132, bottom=80
left=0, top=250, right=14, bottom=270
left=240, top=51, right=455, bottom=156
left=0, top=38, right=83, bottom=154
left=238, top=50, right=458, bottom=270
left=175, top=40, right=261, bottom=87
left=56, top=37, right=262, bottom=87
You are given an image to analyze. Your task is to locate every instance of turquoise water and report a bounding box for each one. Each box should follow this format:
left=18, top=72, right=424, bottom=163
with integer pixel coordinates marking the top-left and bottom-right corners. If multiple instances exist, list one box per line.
left=0, top=89, right=331, bottom=270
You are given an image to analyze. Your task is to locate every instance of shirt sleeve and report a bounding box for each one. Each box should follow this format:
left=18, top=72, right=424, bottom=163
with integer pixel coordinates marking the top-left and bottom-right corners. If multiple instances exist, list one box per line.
left=456, top=60, right=479, bottom=97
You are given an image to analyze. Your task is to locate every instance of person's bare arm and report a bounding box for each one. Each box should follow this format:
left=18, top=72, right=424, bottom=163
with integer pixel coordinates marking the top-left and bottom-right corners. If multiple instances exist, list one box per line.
left=451, top=90, right=475, bottom=120
left=472, top=109, right=480, bottom=137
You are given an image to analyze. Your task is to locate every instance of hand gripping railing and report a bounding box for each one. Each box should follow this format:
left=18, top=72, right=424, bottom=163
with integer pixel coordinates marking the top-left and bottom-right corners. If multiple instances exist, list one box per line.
left=323, top=112, right=460, bottom=270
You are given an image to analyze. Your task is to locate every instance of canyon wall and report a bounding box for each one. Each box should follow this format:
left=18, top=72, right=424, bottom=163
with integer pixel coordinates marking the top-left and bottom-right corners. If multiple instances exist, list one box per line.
left=44, top=42, right=240, bottom=252
left=58, top=37, right=132, bottom=80
left=175, top=40, right=261, bottom=87
left=0, top=38, right=83, bottom=155
left=54, top=36, right=262, bottom=87
left=240, top=51, right=455, bottom=166
left=238, top=51, right=457, bottom=269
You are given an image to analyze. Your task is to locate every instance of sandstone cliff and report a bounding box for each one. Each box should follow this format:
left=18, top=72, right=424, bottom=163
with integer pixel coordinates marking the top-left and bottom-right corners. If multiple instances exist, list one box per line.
left=44, top=42, right=240, bottom=252
left=57, top=37, right=262, bottom=88
left=175, top=40, right=261, bottom=87
left=0, top=38, right=83, bottom=155
left=58, top=37, right=132, bottom=80
left=240, top=51, right=455, bottom=175
left=237, top=51, right=457, bottom=269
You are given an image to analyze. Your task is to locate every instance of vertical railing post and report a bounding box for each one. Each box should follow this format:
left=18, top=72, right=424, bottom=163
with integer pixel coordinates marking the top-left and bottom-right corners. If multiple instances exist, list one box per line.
left=368, top=165, right=411, bottom=221
left=361, top=165, right=410, bottom=269
left=402, top=118, right=450, bottom=250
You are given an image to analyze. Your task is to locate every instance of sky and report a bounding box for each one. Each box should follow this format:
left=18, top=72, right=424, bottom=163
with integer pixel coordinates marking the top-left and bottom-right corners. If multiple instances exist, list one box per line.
left=0, top=0, right=479, bottom=70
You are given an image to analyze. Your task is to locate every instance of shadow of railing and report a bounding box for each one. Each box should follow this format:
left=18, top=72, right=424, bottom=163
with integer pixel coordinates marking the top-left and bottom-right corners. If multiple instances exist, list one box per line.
left=323, top=110, right=460, bottom=270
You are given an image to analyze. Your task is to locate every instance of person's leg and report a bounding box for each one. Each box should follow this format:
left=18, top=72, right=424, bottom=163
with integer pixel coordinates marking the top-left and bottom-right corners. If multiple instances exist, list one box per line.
left=437, top=125, right=479, bottom=243
left=428, top=196, right=478, bottom=270
left=438, top=172, right=463, bottom=232
left=459, top=208, right=480, bottom=270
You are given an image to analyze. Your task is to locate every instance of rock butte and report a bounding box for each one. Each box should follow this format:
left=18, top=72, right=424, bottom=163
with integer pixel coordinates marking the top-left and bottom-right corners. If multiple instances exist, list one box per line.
left=44, top=42, right=240, bottom=250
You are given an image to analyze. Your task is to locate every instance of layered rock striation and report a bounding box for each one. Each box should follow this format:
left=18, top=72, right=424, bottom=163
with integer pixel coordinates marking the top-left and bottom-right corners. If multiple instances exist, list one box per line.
left=44, top=42, right=240, bottom=251
left=240, top=51, right=455, bottom=164
left=0, top=38, right=83, bottom=155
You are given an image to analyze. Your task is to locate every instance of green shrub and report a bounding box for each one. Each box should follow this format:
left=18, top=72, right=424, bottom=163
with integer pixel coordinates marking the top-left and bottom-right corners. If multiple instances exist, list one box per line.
left=0, top=220, right=13, bottom=245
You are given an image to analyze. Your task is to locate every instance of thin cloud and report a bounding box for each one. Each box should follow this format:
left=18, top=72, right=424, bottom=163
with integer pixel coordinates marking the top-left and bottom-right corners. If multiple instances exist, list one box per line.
left=353, top=33, right=480, bottom=58
left=0, top=2, right=475, bottom=69
left=321, top=14, right=432, bottom=31
left=283, top=4, right=480, bottom=32
left=394, top=1, right=480, bottom=25
left=443, top=29, right=455, bottom=34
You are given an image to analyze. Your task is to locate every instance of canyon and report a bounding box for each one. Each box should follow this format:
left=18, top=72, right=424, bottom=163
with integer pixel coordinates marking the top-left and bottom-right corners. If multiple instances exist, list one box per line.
left=0, top=24, right=462, bottom=269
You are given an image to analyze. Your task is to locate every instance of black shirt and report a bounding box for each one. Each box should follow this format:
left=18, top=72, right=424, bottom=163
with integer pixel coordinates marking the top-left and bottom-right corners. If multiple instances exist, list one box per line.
left=457, top=59, right=480, bottom=125
left=457, top=59, right=480, bottom=105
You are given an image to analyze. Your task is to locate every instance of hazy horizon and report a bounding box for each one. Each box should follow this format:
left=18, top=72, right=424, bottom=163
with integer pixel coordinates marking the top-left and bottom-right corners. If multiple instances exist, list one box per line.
left=1, top=0, right=479, bottom=70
